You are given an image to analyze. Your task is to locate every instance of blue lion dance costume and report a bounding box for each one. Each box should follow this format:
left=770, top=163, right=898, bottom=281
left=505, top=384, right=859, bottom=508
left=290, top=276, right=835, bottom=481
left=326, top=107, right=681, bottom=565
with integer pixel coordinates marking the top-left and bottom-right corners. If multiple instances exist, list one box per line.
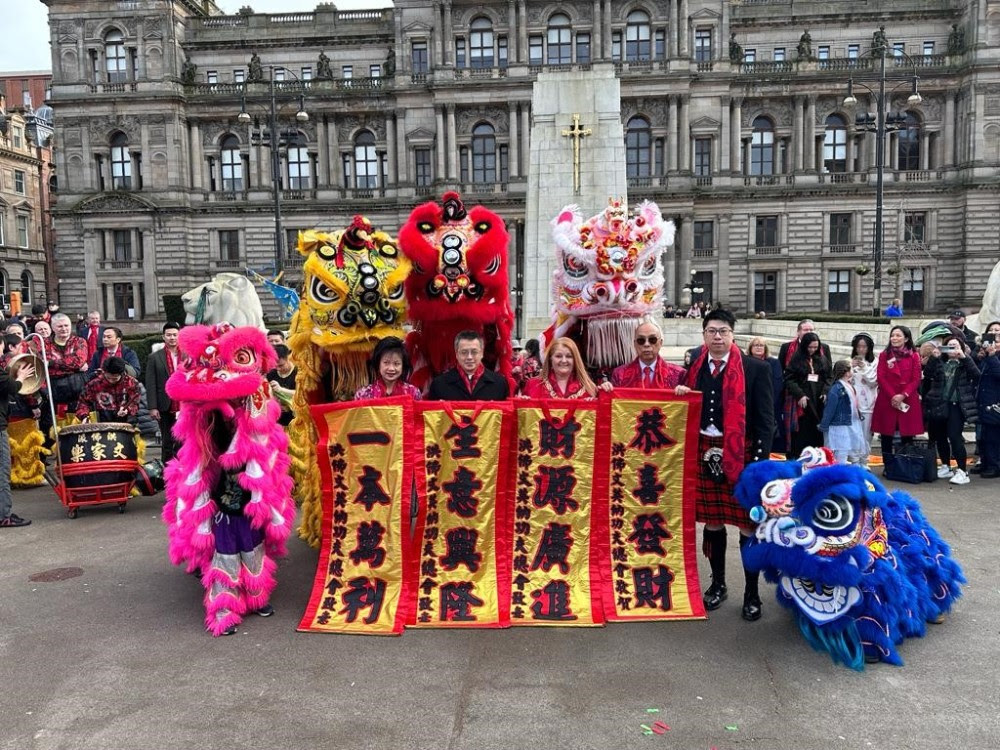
left=735, top=448, right=965, bottom=670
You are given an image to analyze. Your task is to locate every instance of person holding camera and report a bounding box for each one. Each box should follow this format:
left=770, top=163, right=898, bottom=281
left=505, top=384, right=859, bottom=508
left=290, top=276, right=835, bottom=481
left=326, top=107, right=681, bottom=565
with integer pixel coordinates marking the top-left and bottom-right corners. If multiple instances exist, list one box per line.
left=921, top=335, right=980, bottom=485
left=977, top=334, right=1000, bottom=478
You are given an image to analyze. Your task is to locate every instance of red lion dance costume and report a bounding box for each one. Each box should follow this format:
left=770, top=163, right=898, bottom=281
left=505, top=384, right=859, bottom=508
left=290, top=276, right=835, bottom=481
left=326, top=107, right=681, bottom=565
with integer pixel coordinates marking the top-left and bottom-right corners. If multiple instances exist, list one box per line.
left=162, top=323, right=295, bottom=636
left=398, top=191, right=514, bottom=389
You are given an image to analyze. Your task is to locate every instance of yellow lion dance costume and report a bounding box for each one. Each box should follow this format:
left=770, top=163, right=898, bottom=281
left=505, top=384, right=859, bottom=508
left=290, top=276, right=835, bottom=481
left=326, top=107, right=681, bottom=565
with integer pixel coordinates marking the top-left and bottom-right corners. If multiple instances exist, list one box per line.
left=8, top=418, right=50, bottom=487
left=287, top=217, right=411, bottom=547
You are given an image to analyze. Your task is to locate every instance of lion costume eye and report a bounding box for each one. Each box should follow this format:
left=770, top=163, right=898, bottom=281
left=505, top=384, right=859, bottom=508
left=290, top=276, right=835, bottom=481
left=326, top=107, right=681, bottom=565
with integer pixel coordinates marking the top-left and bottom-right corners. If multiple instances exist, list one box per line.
left=563, top=254, right=589, bottom=279
left=317, top=244, right=338, bottom=260
left=233, top=348, right=256, bottom=367
left=309, top=276, right=339, bottom=305
left=418, top=222, right=435, bottom=234
left=387, top=284, right=404, bottom=301
left=812, top=495, right=856, bottom=533
left=639, top=256, right=658, bottom=278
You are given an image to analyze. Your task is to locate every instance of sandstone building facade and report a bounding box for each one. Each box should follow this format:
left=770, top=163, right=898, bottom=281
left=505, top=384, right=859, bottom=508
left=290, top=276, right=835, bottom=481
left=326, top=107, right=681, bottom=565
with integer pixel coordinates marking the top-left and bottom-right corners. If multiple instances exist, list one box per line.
left=41, top=0, right=1000, bottom=333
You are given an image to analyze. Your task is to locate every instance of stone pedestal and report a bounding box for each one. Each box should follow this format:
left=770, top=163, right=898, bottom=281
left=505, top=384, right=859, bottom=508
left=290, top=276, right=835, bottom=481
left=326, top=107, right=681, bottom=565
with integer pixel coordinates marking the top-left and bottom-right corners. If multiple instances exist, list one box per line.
left=523, top=65, right=626, bottom=336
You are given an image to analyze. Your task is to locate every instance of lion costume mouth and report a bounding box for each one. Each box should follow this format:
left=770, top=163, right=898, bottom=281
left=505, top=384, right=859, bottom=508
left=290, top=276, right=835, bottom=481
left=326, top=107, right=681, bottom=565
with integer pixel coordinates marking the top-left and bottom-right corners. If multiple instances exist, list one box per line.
left=781, top=575, right=862, bottom=624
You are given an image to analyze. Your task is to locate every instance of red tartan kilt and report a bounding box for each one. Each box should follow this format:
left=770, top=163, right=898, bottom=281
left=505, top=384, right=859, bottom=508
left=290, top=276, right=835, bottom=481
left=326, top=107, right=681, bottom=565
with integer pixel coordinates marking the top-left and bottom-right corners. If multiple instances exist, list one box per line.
left=694, top=435, right=754, bottom=531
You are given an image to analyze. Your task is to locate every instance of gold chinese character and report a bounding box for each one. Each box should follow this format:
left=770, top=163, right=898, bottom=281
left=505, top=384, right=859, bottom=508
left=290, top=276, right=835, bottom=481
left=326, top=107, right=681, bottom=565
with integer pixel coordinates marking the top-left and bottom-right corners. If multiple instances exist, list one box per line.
left=113, top=442, right=126, bottom=459
left=70, top=444, right=86, bottom=463
left=91, top=432, right=102, bottom=444
left=90, top=443, right=107, bottom=461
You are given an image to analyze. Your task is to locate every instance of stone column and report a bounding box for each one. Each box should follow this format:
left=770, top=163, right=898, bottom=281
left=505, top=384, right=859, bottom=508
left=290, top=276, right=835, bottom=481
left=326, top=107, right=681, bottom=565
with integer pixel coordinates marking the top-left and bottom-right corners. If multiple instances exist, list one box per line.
left=189, top=122, right=202, bottom=189
left=518, top=0, right=528, bottom=64
left=508, top=0, right=517, bottom=63
left=509, top=103, right=520, bottom=178
left=793, top=96, right=804, bottom=171
left=730, top=98, right=741, bottom=172
left=396, top=112, right=408, bottom=184
left=718, top=215, right=731, bottom=304
left=521, top=104, right=530, bottom=158
left=315, top=118, right=329, bottom=186
left=666, top=0, right=674, bottom=59
left=775, top=137, right=783, bottom=174
left=447, top=105, right=458, bottom=179
left=434, top=2, right=444, bottom=66
left=668, top=96, right=679, bottom=171
left=386, top=114, right=397, bottom=186
left=889, top=132, right=898, bottom=170
left=845, top=132, right=854, bottom=173
left=678, top=0, right=689, bottom=57
left=679, top=97, right=690, bottom=171
left=592, top=0, right=602, bottom=60
left=944, top=93, right=955, bottom=167
left=436, top=106, right=447, bottom=180
left=920, top=130, right=930, bottom=170
left=604, top=0, right=613, bottom=61
left=328, top=115, right=342, bottom=188
left=720, top=96, right=730, bottom=174
left=804, top=97, right=816, bottom=171
left=443, top=2, right=453, bottom=66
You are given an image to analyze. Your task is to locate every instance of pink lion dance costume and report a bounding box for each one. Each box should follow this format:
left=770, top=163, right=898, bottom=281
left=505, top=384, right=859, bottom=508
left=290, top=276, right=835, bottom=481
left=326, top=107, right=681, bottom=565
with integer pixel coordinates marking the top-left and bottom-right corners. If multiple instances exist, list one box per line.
left=162, top=323, right=295, bottom=636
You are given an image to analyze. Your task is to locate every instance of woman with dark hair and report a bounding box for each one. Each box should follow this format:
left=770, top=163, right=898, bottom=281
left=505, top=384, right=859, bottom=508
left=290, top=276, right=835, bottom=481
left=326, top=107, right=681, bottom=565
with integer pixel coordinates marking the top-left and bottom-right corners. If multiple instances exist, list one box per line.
left=513, top=338, right=542, bottom=391
left=850, top=332, right=879, bottom=465
left=976, top=335, right=1000, bottom=478
left=354, top=336, right=421, bottom=400
left=921, top=334, right=979, bottom=485
left=783, top=331, right=832, bottom=456
left=871, top=324, right=924, bottom=467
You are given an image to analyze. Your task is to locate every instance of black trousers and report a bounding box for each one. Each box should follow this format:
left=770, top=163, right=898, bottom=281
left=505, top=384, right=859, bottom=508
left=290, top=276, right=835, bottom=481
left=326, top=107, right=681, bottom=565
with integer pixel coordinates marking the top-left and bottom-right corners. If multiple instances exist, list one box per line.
left=159, top=411, right=179, bottom=464
left=928, top=404, right=969, bottom=471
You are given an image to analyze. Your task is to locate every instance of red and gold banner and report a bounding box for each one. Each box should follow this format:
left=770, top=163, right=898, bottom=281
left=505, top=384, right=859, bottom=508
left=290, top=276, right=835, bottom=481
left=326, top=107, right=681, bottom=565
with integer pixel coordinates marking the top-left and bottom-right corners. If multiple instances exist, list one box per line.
left=595, top=389, right=706, bottom=622
left=509, top=400, right=604, bottom=626
left=298, top=397, right=416, bottom=635
left=409, top=402, right=514, bottom=628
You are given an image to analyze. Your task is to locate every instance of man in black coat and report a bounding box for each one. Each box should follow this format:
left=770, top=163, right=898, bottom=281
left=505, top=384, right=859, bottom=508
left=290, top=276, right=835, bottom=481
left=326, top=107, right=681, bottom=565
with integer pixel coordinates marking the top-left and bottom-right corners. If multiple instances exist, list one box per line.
left=145, top=322, right=182, bottom=463
left=777, top=319, right=832, bottom=367
left=427, top=330, right=510, bottom=401
left=675, top=309, right=774, bottom=622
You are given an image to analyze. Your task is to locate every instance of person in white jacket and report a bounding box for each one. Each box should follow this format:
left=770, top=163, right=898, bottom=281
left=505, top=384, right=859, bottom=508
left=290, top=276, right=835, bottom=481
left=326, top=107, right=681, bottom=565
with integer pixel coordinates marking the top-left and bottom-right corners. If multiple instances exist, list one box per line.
left=850, top=333, right=879, bottom=467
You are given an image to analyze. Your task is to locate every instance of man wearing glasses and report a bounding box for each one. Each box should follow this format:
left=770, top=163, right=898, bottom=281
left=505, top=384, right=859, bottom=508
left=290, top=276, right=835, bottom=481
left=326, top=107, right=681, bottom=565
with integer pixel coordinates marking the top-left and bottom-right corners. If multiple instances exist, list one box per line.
left=427, top=330, right=510, bottom=401
left=675, top=309, right=774, bottom=622
left=611, top=320, right=686, bottom=389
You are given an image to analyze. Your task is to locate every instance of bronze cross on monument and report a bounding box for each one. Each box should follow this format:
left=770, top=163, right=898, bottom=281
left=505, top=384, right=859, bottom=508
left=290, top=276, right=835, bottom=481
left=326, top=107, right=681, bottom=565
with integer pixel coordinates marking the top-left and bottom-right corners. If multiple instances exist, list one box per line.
left=561, top=113, right=592, bottom=195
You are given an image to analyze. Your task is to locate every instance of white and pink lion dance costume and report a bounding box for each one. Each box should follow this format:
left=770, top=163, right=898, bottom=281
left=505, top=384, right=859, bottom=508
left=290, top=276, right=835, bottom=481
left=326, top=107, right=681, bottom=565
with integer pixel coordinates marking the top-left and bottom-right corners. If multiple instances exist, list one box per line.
left=543, top=198, right=674, bottom=372
left=162, top=323, right=295, bottom=636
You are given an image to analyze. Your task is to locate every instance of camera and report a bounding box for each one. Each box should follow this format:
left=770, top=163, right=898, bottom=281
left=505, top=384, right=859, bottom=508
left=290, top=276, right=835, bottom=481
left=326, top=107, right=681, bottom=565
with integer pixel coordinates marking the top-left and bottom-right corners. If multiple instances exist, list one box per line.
left=983, top=333, right=997, bottom=345
left=937, top=344, right=955, bottom=355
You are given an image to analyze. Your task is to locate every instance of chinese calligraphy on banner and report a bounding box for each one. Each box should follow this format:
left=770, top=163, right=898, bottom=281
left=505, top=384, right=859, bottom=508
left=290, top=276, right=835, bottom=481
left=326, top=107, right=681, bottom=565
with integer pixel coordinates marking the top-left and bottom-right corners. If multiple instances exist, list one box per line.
left=409, top=403, right=514, bottom=628
left=297, top=397, right=416, bottom=635
left=298, top=391, right=706, bottom=635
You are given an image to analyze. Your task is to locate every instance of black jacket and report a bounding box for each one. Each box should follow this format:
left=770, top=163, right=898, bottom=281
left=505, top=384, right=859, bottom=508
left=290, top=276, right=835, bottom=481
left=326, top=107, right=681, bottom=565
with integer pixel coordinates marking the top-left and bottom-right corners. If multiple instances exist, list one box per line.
left=427, top=368, right=509, bottom=401
left=922, top=354, right=980, bottom=423
left=0, top=366, right=24, bottom=432
left=145, top=348, right=175, bottom=412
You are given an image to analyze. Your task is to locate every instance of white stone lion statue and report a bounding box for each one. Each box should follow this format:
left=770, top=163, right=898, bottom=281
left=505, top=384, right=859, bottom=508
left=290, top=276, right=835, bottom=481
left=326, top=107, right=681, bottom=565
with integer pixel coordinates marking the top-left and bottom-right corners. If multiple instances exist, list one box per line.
left=967, top=259, right=1000, bottom=333
left=181, top=272, right=266, bottom=329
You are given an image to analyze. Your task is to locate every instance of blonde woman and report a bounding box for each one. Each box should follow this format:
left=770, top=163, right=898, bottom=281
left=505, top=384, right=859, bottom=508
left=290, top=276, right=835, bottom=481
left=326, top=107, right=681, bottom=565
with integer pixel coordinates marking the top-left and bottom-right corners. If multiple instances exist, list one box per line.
left=520, top=337, right=611, bottom=399
left=747, top=336, right=784, bottom=452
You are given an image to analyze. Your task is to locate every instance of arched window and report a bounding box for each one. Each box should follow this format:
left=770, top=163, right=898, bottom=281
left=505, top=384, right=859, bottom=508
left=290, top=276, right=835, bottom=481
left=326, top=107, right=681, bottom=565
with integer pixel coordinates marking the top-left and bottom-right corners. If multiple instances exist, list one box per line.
left=625, top=116, right=652, bottom=178
left=353, top=130, right=377, bottom=189
left=110, top=131, right=132, bottom=189
left=105, top=29, right=128, bottom=83
left=470, top=17, right=494, bottom=69
left=625, top=10, right=651, bottom=61
left=20, top=270, right=33, bottom=306
left=750, top=116, right=775, bottom=175
left=823, top=114, right=847, bottom=173
left=897, top=112, right=921, bottom=170
left=547, top=13, right=571, bottom=64
left=220, top=135, right=243, bottom=192
left=472, top=123, right=497, bottom=183
left=287, top=133, right=311, bottom=190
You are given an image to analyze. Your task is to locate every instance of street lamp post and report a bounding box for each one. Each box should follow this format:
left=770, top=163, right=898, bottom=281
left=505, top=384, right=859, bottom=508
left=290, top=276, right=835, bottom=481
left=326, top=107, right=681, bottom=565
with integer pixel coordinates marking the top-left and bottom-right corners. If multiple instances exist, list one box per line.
left=238, top=66, right=309, bottom=275
left=843, top=29, right=922, bottom=316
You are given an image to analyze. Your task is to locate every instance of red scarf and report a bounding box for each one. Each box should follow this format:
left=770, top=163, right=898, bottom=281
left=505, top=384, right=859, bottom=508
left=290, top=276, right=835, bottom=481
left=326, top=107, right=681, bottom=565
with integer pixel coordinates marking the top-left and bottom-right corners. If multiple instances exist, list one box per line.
left=165, top=347, right=179, bottom=413
left=783, top=338, right=799, bottom=367
left=87, top=325, right=100, bottom=358
left=462, top=364, right=485, bottom=394
left=685, top=343, right=747, bottom=483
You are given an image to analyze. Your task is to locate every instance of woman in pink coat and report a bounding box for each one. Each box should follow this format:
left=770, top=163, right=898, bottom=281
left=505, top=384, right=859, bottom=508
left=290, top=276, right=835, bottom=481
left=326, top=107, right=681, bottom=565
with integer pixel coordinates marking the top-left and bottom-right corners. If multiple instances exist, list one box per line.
left=871, top=325, right=924, bottom=466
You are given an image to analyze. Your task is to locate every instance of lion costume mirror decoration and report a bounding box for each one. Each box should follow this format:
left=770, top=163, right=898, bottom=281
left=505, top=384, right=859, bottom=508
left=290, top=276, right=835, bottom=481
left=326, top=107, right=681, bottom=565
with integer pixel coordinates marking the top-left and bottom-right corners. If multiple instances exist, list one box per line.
left=182, top=272, right=266, bottom=330
left=287, top=218, right=411, bottom=547
left=398, top=191, right=514, bottom=389
left=543, top=198, right=674, bottom=373
left=735, top=448, right=964, bottom=669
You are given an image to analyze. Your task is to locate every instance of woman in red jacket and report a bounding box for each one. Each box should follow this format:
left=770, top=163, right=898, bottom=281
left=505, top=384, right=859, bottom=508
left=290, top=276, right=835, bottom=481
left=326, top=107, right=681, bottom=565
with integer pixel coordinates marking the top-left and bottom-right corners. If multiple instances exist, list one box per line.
left=520, top=337, right=610, bottom=399
left=871, top=325, right=925, bottom=466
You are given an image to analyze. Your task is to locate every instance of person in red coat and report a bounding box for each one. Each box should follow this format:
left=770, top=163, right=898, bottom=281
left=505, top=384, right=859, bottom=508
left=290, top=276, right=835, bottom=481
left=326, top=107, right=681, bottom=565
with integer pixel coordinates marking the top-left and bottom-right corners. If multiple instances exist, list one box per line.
left=871, top=325, right=924, bottom=466
left=611, top=321, right=686, bottom=389
left=521, top=337, right=611, bottom=399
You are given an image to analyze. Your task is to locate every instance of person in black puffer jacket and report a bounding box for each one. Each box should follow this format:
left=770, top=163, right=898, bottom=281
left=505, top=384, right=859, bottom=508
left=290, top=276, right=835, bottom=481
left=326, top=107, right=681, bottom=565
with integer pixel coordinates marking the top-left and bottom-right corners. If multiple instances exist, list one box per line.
left=921, top=334, right=980, bottom=485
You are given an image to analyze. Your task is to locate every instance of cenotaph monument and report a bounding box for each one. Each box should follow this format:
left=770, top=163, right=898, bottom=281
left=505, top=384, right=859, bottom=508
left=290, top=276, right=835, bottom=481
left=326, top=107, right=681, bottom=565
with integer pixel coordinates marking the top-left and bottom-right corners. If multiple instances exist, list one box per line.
left=523, top=64, right=627, bottom=335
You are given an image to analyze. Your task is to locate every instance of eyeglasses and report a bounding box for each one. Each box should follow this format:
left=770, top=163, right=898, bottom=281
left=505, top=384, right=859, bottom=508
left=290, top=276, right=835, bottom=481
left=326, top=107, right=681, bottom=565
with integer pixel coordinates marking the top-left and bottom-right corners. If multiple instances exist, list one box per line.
left=704, top=327, right=733, bottom=337
left=635, top=336, right=659, bottom=345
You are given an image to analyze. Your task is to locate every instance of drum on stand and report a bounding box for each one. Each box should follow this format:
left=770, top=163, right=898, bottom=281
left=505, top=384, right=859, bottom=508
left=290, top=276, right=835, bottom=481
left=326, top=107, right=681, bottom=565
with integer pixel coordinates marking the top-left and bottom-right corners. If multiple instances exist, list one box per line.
left=58, top=422, right=139, bottom=489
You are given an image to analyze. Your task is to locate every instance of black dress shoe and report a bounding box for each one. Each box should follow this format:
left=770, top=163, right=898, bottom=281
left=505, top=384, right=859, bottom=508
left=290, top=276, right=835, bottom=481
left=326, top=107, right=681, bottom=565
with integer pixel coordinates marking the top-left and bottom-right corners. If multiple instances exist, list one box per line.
left=741, top=594, right=763, bottom=622
left=703, top=581, right=728, bottom=611
left=981, top=469, right=1000, bottom=479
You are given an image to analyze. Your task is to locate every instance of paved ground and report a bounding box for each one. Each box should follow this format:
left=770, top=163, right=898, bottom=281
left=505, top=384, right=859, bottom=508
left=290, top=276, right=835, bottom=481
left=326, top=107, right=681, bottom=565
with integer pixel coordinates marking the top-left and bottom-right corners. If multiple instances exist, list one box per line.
left=2, top=463, right=996, bottom=750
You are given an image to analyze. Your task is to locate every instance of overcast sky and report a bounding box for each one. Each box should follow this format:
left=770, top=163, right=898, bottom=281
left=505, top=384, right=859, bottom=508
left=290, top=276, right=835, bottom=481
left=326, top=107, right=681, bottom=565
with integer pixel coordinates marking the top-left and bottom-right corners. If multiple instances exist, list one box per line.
left=1, top=1, right=391, bottom=73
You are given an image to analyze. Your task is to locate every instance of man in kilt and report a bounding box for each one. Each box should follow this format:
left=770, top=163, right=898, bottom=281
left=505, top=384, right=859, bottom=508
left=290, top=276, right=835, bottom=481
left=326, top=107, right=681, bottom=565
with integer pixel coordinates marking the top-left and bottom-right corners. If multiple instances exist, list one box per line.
left=675, top=309, right=774, bottom=620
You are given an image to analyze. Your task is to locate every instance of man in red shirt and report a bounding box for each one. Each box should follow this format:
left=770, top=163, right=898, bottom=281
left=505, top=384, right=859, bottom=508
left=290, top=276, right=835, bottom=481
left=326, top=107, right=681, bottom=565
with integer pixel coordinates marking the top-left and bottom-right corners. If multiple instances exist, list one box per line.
left=611, top=320, right=686, bottom=389
left=89, top=326, right=141, bottom=378
left=76, top=357, right=141, bottom=423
